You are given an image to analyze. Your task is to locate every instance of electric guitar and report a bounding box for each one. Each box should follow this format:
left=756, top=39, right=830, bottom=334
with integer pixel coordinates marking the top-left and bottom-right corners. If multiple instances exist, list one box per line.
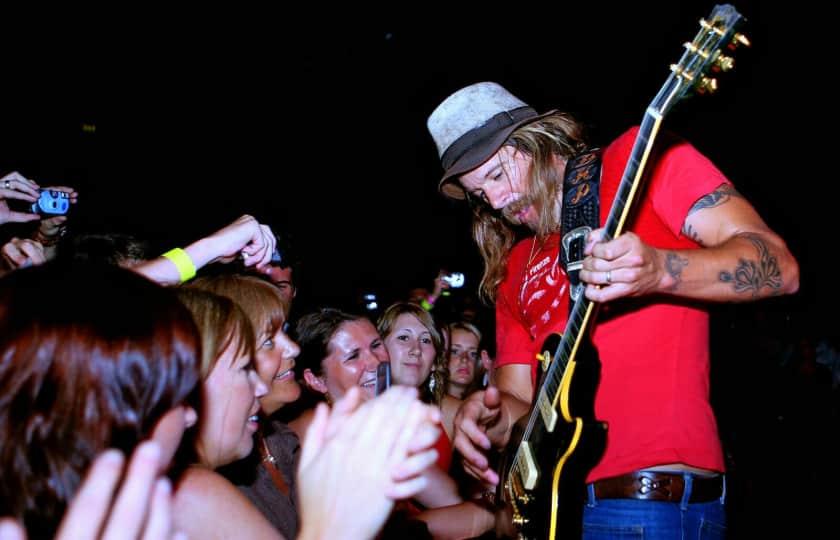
left=496, top=5, right=749, bottom=539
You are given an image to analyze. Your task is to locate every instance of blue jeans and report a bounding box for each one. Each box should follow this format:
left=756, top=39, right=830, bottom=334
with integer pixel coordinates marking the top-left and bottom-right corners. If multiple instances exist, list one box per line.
left=582, top=474, right=727, bottom=539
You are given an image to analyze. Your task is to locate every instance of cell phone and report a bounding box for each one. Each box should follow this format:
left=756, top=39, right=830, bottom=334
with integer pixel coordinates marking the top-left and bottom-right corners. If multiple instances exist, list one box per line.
left=30, top=190, right=71, bottom=216
left=375, top=362, right=391, bottom=396
left=442, top=272, right=465, bottom=288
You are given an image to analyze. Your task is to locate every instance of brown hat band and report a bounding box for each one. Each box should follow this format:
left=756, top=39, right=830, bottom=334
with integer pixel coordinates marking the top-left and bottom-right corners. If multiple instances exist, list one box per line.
left=440, top=106, right=537, bottom=171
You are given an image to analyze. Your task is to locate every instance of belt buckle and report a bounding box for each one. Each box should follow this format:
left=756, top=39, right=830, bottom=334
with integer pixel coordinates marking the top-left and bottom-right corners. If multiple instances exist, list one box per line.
left=637, top=474, right=674, bottom=499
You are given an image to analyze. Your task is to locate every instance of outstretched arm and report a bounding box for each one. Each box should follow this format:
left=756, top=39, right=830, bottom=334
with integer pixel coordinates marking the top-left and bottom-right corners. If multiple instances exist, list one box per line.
left=136, top=215, right=275, bottom=286
left=581, top=183, right=799, bottom=303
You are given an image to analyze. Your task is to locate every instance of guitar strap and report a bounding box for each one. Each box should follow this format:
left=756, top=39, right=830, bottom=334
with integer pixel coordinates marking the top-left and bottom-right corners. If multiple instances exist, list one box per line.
left=560, top=148, right=602, bottom=309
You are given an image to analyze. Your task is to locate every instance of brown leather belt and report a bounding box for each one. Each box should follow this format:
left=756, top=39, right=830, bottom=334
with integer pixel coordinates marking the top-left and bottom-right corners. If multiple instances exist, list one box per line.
left=592, top=471, right=723, bottom=503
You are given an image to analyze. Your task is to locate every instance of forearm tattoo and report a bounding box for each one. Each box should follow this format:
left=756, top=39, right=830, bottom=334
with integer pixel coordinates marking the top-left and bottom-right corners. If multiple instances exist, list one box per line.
left=686, top=183, right=742, bottom=217
left=665, top=252, right=689, bottom=291
left=719, top=233, right=782, bottom=296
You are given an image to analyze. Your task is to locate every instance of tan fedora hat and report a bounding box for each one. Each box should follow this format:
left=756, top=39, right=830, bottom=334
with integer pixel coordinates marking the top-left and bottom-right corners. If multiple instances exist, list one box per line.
left=427, top=82, right=555, bottom=199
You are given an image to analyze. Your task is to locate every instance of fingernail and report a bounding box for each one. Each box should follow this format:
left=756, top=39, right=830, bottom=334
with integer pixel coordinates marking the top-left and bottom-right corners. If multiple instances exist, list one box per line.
left=0, top=520, right=24, bottom=540
left=155, top=477, right=172, bottom=495
left=138, top=440, right=161, bottom=462
left=98, top=448, right=124, bottom=467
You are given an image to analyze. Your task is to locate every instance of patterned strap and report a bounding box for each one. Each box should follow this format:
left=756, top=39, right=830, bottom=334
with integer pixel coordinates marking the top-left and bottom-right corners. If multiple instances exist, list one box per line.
left=560, top=149, right=602, bottom=309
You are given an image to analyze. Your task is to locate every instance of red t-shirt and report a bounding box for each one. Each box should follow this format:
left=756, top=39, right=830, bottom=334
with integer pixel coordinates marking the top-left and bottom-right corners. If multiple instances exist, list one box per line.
left=495, top=127, right=727, bottom=482
left=433, top=425, right=453, bottom=473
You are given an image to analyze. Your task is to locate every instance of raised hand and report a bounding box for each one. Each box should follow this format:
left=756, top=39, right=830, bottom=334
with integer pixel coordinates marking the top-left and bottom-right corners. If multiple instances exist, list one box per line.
left=0, top=441, right=182, bottom=540
left=0, top=171, right=40, bottom=225
left=297, top=386, right=440, bottom=540
left=1, top=238, right=46, bottom=271
left=196, top=214, right=276, bottom=271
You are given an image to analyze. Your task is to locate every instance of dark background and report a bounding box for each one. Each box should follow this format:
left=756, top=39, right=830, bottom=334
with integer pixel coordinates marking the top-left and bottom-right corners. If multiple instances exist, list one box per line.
left=2, top=2, right=835, bottom=535
left=1, top=1, right=830, bottom=317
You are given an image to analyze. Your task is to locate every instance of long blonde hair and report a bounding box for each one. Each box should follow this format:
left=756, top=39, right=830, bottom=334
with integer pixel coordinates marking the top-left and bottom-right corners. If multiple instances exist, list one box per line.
left=472, top=112, right=586, bottom=303
left=376, top=302, right=447, bottom=406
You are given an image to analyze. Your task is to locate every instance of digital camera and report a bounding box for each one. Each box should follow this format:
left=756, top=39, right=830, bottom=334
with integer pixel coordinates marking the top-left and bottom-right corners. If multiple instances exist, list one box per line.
left=30, top=190, right=71, bottom=216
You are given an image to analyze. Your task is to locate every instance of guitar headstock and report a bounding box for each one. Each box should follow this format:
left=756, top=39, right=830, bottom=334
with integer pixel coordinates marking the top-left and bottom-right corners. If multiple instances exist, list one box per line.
left=654, top=4, right=749, bottom=113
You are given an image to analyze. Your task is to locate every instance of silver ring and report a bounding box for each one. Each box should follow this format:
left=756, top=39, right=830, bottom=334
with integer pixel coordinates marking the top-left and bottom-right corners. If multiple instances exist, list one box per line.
left=605, top=270, right=612, bottom=284
left=3, top=180, right=10, bottom=189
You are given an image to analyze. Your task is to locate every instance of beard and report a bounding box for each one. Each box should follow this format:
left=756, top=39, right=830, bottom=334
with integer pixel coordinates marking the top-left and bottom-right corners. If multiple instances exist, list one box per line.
left=501, top=196, right=532, bottom=225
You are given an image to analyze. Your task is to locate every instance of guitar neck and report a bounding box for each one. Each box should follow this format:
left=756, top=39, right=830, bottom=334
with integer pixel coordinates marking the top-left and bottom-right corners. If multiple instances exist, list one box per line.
left=602, top=112, right=665, bottom=243
left=539, top=110, right=663, bottom=405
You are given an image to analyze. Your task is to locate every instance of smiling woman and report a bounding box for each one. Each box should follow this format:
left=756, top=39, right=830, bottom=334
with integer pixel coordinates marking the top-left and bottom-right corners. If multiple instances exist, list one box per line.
left=296, top=308, right=389, bottom=404
left=170, top=288, right=285, bottom=540
left=186, top=274, right=304, bottom=538
left=285, top=308, right=389, bottom=446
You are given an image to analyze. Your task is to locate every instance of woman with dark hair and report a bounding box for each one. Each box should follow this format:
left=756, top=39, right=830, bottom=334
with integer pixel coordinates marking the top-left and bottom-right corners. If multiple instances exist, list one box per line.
left=290, top=308, right=388, bottom=438
left=0, top=263, right=201, bottom=538
left=296, top=308, right=386, bottom=401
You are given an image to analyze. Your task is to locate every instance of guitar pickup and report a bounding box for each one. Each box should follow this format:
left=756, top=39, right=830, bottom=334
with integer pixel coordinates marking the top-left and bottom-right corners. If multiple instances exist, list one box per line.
left=516, top=442, right=539, bottom=490
left=537, top=390, right=558, bottom=432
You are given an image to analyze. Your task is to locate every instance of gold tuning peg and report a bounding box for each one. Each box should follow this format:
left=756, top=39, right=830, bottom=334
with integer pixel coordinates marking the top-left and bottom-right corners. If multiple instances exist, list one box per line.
left=733, top=33, right=751, bottom=48
left=697, top=76, right=718, bottom=94
left=715, top=54, right=735, bottom=72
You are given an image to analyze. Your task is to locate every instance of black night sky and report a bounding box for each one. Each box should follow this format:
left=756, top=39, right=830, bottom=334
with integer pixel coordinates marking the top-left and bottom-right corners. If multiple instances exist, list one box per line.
left=0, top=2, right=831, bottom=321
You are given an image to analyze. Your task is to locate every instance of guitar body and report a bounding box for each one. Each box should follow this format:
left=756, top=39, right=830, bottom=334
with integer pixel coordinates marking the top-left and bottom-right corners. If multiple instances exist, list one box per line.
left=493, top=6, right=748, bottom=538
left=496, top=335, right=606, bottom=540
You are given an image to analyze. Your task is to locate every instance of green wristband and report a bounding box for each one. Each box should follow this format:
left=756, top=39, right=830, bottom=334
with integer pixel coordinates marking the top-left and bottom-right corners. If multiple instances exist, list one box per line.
left=162, top=248, right=197, bottom=283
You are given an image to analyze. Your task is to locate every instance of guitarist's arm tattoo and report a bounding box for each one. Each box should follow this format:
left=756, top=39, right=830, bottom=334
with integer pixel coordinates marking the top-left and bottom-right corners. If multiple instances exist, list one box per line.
left=682, top=223, right=704, bottom=246
left=719, top=233, right=783, bottom=296
left=681, top=184, right=743, bottom=246
left=686, top=183, right=742, bottom=216
left=664, top=252, right=689, bottom=291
